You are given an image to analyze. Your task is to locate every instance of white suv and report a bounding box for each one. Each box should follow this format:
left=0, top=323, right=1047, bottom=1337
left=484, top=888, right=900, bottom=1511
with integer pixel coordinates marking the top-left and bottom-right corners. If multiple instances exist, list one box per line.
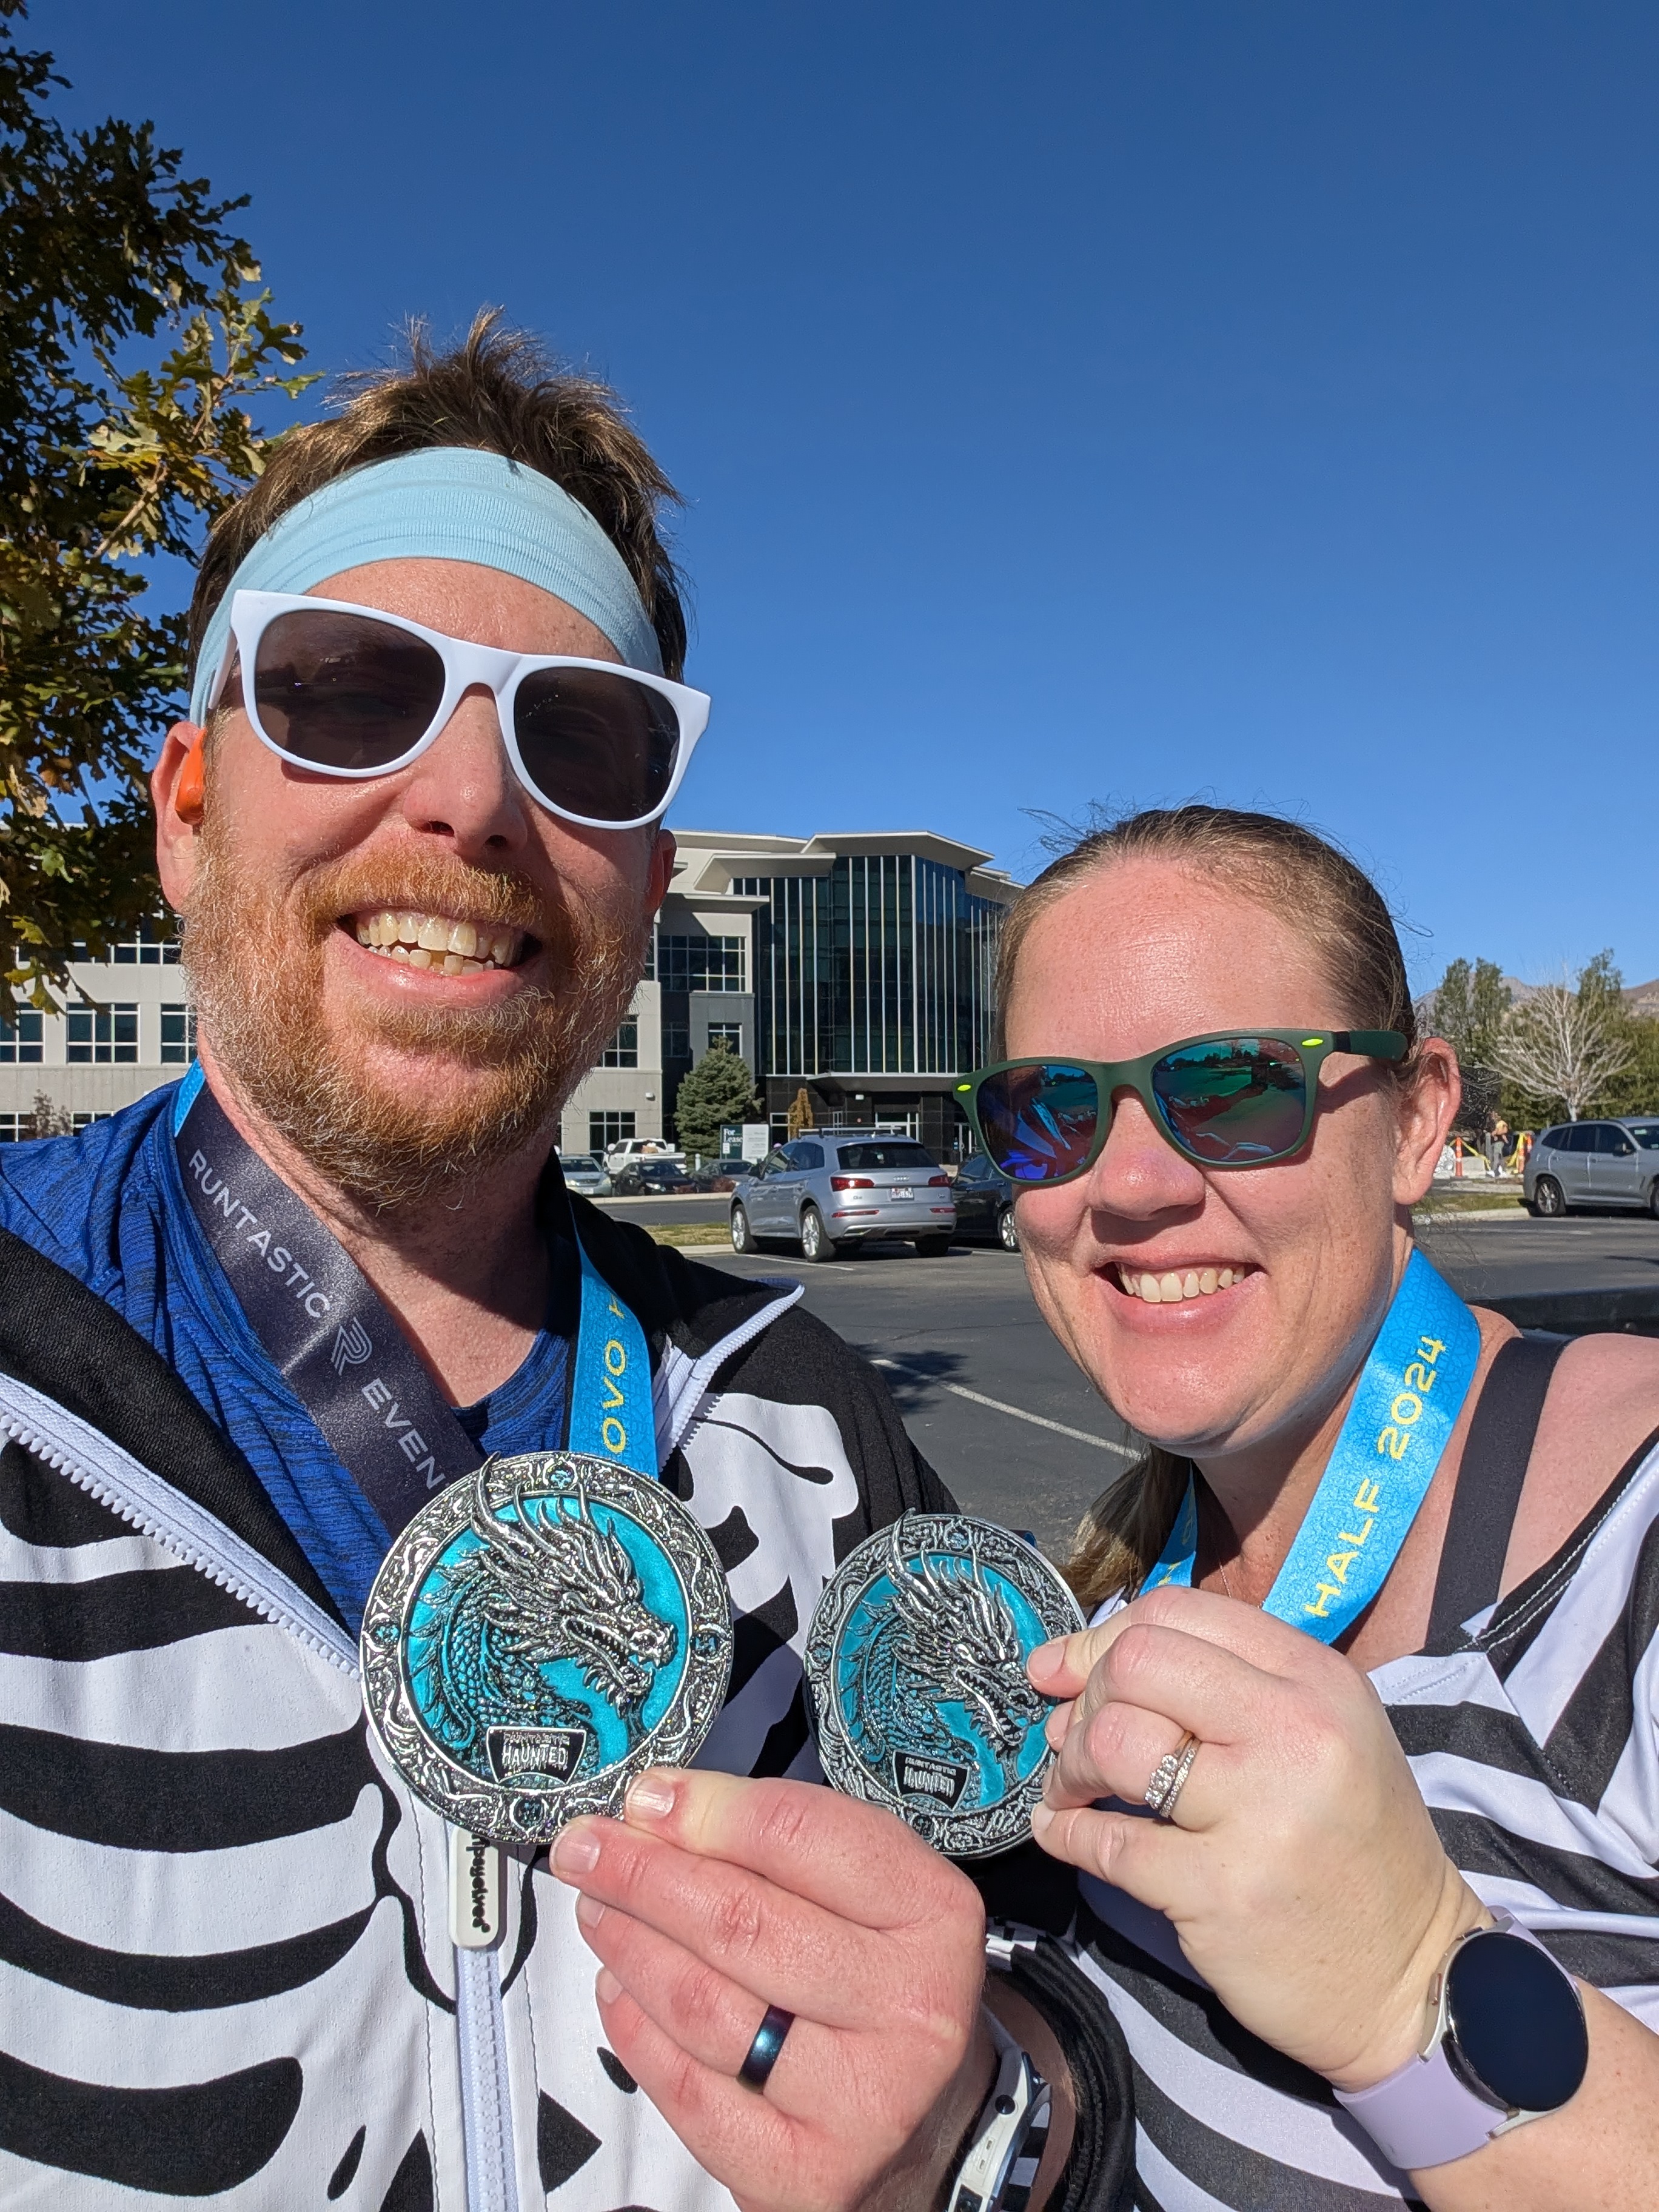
left=602, top=1136, right=685, bottom=1177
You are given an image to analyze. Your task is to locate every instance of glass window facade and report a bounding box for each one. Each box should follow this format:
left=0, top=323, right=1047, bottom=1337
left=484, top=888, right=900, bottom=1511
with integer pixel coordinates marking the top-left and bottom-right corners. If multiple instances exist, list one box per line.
left=112, top=920, right=181, bottom=965
left=0, top=1009, right=44, bottom=1064
left=66, top=1005, right=138, bottom=1064
left=160, top=1004, right=197, bottom=1064
left=601, top=1019, right=639, bottom=1068
left=736, top=855, right=1004, bottom=1078
left=648, top=933, right=746, bottom=992
left=589, top=1110, right=635, bottom=1152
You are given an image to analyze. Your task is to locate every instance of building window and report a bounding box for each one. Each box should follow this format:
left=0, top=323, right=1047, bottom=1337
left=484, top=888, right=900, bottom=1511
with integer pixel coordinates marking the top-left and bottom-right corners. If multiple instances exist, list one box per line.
left=706, top=1024, right=743, bottom=1053
left=589, top=1110, right=636, bottom=1153
left=600, top=1019, right=638, bottom=1068
left=0, top=1114, right=26, bottom=1142
left=0, top=1009, right=43, bottom=1064
left=66, top=1004, right=138, bottom=1064
left=112, top=920, right=181, bottom=965
left=160, top=1004, right=198, bottom=1064
left=662, top=1021, right=691, bottom=1062
left=651, top=933, right=746, bottom=993
left=72, top=1113, right=111, bottom=1130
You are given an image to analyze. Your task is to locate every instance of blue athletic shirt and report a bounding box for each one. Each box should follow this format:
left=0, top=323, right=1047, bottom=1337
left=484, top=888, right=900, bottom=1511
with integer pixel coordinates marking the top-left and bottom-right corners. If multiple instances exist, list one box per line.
left=0, top=1083, right=574, bottom=1627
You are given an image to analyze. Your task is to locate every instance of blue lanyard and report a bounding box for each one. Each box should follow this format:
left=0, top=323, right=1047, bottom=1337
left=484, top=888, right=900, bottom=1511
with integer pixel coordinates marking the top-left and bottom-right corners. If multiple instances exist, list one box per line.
left=1145, top=1249, right=1481, bottom=1643
left=172, top=1063, right=656, bottom=1532
left=568, top=1229, right=654, bottom=1473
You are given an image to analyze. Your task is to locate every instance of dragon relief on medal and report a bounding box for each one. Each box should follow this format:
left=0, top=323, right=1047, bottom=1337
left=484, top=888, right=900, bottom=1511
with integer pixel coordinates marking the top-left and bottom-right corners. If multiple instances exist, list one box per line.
left=843, top=1524, right=1047, bottom=1809
left=407, top=1466, right=678, bottom=1781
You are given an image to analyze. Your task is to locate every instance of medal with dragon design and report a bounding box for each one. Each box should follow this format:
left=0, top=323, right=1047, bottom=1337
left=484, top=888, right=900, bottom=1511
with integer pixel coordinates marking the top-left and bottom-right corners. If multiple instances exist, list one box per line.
left=361, top=1452, right=732, bottom=1846
left=805, top=1513, right=1085, bottom=1858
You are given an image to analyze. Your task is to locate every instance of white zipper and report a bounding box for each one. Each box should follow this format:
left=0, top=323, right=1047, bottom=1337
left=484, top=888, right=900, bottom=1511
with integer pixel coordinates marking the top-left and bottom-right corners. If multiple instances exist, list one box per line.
left=1, top=1282, right=802, bottom=2212
left=0, top=1370, right=357, bottom=1671
left=456, top=1947, right=521, bottom=2212
left=655, top=1284, right=803, bottom=1460
left=0, top=1370, right=527, bottom=2208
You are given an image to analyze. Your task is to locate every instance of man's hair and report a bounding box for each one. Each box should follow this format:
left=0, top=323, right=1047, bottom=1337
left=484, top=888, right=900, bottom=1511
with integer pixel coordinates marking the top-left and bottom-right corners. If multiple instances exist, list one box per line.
left=188, top=310, right=688, bottom=681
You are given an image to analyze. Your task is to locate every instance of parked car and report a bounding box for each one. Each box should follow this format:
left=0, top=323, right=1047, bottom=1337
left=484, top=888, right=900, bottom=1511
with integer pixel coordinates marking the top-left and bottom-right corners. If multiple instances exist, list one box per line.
left=729, top=1131, right=956, bottom=1262
left=705, top=1158, right=759, bottom=1193
left=1525, top=1118, right=1659, bottom=1218
left=611, top=1157, right=700, bottom=1196
left=602, top=1136, right=684, bottom=1176
left=556, top=1151, right=612, bottom=1198
left=951, top=1150, right=1021, bottom=1250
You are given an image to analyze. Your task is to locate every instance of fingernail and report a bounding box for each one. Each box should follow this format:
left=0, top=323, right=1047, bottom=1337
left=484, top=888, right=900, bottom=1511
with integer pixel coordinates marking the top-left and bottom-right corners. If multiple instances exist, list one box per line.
left=1030, top=1801, right=1054, bottom=1837
left=552, top=1825, right=600, bottom=1877
left=574, top=1892, right=605, bottom=1931
left=1027, top=1640, right=1062, bottom=1680
left=596, top=1966, right=622, bottom=2005
left=625, top=1771, right=677, bottom=1822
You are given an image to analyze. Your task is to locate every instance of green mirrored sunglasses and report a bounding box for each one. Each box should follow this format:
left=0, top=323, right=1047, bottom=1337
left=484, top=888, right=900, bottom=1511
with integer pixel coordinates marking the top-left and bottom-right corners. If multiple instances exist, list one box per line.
left=957, top=1030, right=1407, bottom=1185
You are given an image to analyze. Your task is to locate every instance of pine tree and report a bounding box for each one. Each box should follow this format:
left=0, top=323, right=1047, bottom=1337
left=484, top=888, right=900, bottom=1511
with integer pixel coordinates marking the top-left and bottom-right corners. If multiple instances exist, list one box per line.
left=671, top=1045, right=759, bottom=1163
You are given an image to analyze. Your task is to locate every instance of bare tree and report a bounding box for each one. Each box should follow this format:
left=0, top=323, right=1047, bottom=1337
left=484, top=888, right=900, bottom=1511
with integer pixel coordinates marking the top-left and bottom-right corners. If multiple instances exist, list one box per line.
left=1489, top=979, right=1634, bottom=1121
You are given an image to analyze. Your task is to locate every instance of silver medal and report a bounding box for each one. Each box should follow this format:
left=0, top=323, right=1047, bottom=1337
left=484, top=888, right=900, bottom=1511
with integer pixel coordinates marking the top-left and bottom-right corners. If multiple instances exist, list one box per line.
left=805, top=1513, right=1085, bottom=1858
left=361, top=1452, right=732, bottom=1846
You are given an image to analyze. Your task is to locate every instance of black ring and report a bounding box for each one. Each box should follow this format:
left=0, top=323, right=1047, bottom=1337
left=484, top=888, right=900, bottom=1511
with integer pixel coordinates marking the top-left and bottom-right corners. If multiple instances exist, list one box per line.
left=738, top=2004, right=794, bottom=2090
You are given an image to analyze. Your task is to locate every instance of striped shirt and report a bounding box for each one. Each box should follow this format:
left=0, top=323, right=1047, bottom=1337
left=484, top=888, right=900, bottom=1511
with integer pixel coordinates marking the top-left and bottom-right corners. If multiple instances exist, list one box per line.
left=1072, top=1426, right=1659, bottom=2210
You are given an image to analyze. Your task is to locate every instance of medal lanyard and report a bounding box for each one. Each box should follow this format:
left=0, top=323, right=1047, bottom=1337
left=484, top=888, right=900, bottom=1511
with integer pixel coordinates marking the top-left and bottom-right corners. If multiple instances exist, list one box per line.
left=170, top=1063, right=655, bottom=1534
left=1144, top=1249, right=1482, bottom=1643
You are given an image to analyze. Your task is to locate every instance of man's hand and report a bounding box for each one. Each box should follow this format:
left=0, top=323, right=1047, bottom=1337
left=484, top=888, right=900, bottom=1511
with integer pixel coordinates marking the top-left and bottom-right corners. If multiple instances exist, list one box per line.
left=551, top=1768, right=993, bottom=2212
left=1028, top=1586, right=1487, bottom=2091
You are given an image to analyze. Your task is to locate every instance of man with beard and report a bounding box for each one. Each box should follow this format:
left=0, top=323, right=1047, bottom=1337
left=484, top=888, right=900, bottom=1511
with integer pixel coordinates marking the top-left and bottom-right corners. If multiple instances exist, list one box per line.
left=0, top=323, right=1107, bottom=2212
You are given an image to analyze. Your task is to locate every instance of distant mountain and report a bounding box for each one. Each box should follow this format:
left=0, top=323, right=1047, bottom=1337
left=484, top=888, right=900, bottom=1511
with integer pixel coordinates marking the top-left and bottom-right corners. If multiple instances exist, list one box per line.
left=1413, top=975, right=1537, bottom=1027
left=1415, top=975, right=1659, bottom=1025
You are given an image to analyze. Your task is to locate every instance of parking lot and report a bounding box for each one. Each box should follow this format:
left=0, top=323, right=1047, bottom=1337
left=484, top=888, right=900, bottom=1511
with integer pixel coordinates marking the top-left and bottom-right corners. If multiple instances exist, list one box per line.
left=597, top=1198, right=1659, bottom=1561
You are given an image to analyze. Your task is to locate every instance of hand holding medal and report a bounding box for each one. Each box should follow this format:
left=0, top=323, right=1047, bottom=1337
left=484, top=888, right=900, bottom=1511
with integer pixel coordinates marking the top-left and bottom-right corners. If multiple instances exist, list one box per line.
left=1027, top=1583, right=1484, bottom=2095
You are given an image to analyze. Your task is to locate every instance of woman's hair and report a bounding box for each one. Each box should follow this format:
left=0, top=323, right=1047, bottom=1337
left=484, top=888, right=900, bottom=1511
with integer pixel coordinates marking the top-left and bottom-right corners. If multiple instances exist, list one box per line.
left=1000, top=805, right=1420, bottom=1612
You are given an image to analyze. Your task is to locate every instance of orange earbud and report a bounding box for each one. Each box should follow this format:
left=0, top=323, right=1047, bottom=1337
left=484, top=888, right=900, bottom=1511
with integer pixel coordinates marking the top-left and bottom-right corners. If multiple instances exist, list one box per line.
left=172, top=723, right=207, bottom=823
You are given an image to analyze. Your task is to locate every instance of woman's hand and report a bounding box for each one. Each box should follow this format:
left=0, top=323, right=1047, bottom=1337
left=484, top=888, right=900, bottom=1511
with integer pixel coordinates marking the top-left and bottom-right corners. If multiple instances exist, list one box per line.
left=551, top=1767, right=993, bottom=2212
left=1028, top=1586, right=1487, bottom=2091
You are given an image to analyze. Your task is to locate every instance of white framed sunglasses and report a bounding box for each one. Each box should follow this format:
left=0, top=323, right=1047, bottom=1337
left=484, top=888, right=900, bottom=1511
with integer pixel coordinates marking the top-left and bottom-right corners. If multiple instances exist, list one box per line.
left=206, top=590, right=710, bottom=831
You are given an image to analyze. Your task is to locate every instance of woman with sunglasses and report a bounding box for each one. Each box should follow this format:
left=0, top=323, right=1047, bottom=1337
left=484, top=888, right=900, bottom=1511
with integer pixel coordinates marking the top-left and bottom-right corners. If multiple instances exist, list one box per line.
left=959, top=806, right=1659, bottom=2211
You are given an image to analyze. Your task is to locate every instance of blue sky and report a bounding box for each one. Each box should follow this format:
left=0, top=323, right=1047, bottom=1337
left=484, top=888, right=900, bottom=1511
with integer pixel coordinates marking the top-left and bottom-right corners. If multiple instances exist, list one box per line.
left=40, top=1, right=1659, bottom=992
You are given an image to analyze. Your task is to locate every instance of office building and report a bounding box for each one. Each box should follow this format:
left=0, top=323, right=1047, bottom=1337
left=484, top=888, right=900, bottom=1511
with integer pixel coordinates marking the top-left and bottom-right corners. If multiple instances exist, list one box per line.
left=561, top=830, right=1019, bottom=1160
left=0, top=923, right=196, bottom=1139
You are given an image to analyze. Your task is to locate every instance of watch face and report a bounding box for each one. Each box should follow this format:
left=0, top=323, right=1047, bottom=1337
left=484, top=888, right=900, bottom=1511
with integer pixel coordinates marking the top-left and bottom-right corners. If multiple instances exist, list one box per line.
left=1445, top=1931, right=1589, bottom=2114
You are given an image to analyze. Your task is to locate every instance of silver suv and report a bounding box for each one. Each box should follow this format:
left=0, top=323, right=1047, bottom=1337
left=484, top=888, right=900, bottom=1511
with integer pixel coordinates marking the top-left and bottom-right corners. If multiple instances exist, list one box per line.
left=729, top=1131, right=956, bottom=1261
left=1525, top=1118, right=1659, bottom=1217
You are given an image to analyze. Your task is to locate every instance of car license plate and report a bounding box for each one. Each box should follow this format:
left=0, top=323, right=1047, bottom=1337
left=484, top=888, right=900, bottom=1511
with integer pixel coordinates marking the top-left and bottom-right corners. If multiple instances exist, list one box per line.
left=891, top=1185, right=913, bottom=1200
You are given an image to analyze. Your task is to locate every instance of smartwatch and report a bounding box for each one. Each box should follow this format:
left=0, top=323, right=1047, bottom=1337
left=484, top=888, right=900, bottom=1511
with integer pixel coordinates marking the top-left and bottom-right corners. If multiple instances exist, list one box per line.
left=1335, top=1914, right=1589, bottom=2171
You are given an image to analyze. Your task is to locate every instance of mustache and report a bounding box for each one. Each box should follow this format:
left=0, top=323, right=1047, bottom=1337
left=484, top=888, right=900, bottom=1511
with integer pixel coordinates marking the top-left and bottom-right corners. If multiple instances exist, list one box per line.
left=293, top=853, right=553, bottom=942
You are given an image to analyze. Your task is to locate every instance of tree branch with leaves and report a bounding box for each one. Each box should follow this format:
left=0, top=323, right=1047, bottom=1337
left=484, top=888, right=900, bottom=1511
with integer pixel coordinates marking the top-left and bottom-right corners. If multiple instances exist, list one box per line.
left=0, top=0, right=314, bottom=996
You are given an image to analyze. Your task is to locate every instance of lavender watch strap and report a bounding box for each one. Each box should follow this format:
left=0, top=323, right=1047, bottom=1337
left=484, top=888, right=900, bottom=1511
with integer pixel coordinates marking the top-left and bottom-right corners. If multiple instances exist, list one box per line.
left=1333, top=1917, right=1547, bottom=2172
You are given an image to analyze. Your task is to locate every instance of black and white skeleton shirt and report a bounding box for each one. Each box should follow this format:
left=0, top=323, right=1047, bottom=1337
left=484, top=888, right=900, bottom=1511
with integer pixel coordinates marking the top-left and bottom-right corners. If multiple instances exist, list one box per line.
left=0, top=1215, right=951, bottom=2211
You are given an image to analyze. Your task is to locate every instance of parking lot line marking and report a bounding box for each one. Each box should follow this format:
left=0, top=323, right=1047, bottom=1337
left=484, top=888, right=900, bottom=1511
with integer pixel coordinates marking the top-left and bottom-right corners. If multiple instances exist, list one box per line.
left=870, top=1358, right=1138, bottom=1458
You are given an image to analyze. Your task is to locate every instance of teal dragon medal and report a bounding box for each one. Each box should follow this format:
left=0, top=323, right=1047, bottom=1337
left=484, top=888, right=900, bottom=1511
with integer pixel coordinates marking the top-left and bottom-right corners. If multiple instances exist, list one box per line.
left=805, top=1513, right=1085, bottom=1859
left=361, top=1452, right=732, bottom=1846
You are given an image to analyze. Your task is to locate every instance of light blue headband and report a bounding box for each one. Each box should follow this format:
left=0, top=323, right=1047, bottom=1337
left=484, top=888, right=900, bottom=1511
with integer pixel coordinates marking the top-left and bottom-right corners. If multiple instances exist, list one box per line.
left=190, top=446, right=662, bottom=720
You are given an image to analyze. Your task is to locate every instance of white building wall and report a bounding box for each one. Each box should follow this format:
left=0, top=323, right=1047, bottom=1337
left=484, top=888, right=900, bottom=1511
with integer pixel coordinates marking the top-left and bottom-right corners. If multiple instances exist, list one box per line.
left=0, top=944, right=197, bottom=1136
left=560, top=979, right=665, bottom=1156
